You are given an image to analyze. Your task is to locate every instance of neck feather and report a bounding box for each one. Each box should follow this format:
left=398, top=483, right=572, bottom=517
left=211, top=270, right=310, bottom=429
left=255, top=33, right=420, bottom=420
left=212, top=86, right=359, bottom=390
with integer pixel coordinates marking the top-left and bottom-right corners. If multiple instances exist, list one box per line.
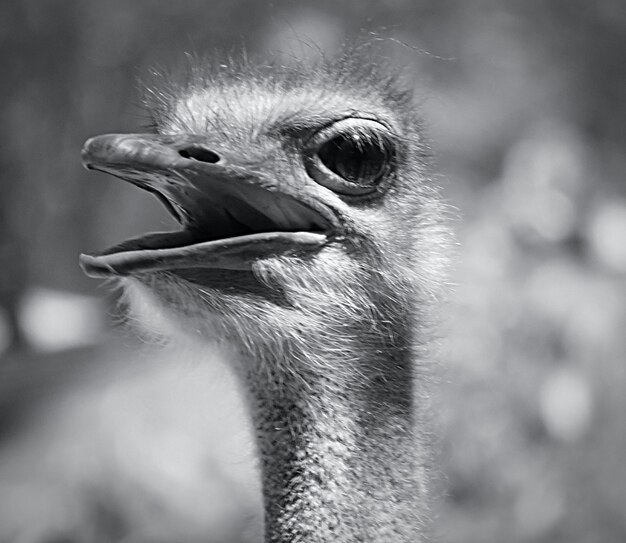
left=245, top=319, right=431, bottom=543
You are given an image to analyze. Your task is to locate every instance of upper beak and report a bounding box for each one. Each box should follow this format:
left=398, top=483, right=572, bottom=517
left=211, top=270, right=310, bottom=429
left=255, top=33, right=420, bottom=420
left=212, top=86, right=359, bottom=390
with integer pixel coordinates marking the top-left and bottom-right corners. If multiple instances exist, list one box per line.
left=82, top=133, right=274, bottom=228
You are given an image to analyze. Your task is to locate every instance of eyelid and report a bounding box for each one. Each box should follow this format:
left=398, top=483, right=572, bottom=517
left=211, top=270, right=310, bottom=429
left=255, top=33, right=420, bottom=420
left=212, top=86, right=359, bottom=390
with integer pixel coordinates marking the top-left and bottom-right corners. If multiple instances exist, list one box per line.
left=307, top=117, right=395, bottom=150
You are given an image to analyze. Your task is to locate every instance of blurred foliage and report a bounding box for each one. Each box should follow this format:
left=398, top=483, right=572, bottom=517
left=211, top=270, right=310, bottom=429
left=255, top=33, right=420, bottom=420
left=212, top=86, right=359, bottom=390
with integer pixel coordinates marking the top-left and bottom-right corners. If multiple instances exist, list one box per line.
left=0, top=0, right=625, bottom=542
left=441, top=124, right=626, bottom=543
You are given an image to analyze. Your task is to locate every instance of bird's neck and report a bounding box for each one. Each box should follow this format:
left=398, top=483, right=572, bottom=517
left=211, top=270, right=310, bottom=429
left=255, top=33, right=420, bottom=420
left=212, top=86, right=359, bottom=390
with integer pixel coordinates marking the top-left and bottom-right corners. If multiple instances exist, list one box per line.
left=246, top=343, right=431, bottom=543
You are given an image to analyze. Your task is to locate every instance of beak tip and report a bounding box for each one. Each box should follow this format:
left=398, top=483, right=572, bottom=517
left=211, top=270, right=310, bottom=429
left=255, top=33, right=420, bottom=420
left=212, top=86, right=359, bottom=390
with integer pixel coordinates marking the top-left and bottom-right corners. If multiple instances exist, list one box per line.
left=79, top=253, right=117, bottom=278
left=81, top=136, right=103, bottom=169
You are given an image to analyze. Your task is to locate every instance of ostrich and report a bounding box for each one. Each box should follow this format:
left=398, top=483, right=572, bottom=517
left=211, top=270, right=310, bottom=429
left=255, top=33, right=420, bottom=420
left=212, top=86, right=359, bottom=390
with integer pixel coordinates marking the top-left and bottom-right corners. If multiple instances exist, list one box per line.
left=80, top=48, right=449, bottom=542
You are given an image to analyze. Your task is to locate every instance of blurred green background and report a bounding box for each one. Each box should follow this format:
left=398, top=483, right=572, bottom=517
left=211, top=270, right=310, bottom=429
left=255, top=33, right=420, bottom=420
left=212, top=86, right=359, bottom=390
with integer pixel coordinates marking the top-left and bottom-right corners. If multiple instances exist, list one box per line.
left=1, top=1, right=625, bottom=542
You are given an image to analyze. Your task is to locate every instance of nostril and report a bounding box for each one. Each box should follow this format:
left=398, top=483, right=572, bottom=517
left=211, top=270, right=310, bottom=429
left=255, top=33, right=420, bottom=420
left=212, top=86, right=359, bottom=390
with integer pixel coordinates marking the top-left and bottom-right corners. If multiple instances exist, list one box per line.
left=178, top=145, right=220, bottom=164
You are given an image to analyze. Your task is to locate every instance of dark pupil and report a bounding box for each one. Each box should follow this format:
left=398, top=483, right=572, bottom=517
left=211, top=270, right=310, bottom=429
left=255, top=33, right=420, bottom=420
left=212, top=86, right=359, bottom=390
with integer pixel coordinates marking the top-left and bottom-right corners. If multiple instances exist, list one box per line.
left=318, top=133, right=390, bottom=184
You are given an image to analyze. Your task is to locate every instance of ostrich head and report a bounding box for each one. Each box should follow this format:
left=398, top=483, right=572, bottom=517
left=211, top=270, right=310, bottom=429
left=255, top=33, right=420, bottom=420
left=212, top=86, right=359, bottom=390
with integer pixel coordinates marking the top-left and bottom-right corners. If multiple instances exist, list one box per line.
left=81, top=48, right=448, bottom=542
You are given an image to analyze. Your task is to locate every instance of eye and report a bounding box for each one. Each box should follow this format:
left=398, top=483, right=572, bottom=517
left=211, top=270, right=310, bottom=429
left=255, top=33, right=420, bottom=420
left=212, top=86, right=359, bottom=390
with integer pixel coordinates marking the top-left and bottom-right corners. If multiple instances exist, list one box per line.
left=305, top=118, right=395, bottom=196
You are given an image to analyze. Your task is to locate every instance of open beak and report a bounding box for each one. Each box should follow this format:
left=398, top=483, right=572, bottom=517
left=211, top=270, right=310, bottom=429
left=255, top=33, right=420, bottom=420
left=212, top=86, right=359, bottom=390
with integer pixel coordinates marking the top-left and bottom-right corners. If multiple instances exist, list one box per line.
left=79, top=134, right=334, bottom=277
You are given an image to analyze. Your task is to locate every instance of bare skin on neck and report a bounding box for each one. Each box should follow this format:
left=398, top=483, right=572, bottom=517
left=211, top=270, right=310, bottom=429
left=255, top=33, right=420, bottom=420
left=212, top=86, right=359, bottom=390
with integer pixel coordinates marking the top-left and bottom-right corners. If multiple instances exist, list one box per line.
left=251, top=357, right=428, bottom=542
